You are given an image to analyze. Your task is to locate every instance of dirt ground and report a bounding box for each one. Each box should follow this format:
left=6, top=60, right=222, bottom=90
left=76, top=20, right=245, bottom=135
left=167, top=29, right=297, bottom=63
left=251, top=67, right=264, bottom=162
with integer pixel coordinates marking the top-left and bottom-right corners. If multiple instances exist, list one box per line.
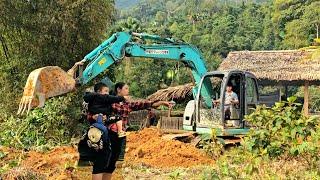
left=126, top=128, right=214, bottom=168
left=0, top=128, right=214, bottom=179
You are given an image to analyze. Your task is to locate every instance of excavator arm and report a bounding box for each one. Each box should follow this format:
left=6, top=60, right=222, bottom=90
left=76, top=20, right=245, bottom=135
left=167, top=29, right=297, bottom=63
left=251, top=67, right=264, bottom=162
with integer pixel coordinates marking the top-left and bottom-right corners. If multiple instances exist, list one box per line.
left=80, top=32, right=207, bottom=93
left=18, top=32, right=210, bottom=114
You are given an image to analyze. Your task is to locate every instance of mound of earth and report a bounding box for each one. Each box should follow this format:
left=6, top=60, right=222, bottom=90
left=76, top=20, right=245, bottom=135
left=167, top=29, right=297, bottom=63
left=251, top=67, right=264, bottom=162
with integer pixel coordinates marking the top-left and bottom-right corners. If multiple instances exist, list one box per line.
left=21, top=146, right=79, bottom=179
left=1, top=128, right=213, bottom=179
left=126, top=128, right=214, bottom=168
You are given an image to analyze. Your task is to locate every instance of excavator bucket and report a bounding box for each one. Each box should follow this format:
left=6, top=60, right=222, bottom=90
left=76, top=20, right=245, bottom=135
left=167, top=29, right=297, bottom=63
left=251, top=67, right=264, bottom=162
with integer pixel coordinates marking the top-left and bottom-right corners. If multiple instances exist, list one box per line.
left=17, top=66, right=76, bottom=115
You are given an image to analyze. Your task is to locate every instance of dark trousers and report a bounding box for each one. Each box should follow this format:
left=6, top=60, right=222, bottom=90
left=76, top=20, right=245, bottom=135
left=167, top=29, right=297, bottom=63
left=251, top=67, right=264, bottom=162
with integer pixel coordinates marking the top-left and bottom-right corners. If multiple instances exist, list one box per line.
left=118, top=136, right=126, bottom=161
left=104, top=130, right=126, bottom=173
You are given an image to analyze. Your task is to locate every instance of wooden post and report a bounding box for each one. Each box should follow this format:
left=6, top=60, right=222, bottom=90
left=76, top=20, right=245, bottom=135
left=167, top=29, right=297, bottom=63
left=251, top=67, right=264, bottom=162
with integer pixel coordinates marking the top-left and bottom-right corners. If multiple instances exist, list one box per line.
left=284, top=85, right=288, bottom=100
left=304, top=81, right=309, bottom=116
left=157, top=117, right=162, bottom=129
left=278, top=85, right=282, bottom=101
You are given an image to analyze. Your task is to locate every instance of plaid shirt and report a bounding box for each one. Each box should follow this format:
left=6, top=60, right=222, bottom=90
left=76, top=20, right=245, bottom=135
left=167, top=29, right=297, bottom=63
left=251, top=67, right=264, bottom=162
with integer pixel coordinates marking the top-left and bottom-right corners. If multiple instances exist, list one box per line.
left=109, top=100, right=152, bottom=132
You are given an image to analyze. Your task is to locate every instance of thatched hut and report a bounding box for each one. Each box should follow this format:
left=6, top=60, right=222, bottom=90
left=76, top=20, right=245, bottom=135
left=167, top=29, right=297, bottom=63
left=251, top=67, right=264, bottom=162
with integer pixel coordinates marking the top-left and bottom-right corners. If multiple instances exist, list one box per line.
left=218, top=48, right=320, bottom=115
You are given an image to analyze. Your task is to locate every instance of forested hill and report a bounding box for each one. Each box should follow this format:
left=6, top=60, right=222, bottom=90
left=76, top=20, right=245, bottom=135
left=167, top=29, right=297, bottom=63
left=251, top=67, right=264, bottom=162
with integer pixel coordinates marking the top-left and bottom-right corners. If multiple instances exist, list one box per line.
left=109, top=0, right=319, bottom=98
left=115, top=0, right=319, bottom=55
left=115, top=0, right=270, bottom=10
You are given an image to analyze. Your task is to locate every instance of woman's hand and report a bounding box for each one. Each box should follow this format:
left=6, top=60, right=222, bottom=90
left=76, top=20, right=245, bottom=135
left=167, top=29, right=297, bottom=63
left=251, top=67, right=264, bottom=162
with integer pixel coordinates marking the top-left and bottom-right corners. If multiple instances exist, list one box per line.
left=152, top=101, right=173, bottom=108
left=162, top=101, right=173, bottom=108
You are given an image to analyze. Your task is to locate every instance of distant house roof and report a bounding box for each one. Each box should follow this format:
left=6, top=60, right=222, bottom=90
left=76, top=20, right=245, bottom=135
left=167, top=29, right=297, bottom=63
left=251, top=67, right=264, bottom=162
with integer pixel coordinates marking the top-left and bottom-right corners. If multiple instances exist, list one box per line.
left=218, top=48, right=320, bottom=85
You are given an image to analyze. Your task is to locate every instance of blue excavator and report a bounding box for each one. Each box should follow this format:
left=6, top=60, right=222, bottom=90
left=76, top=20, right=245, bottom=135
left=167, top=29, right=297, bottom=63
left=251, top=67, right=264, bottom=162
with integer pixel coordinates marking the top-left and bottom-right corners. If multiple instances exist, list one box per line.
left=18, top=32, right=260, bottom=139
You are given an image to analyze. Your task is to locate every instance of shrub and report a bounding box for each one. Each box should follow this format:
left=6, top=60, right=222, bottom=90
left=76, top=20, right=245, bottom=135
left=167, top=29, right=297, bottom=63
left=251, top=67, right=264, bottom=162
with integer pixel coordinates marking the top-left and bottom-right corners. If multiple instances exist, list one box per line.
left=199, top=129, right=224, bottom=159
left=0, top=92, right=86, bottom=150
left=242, top=96, right=320, bottom=158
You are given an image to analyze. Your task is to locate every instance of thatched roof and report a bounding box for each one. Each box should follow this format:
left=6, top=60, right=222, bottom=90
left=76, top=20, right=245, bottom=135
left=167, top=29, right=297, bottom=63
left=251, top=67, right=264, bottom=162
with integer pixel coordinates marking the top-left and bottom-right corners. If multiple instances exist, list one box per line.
left=219, top=49, right=320, bottom=85
left=147, top=83, right=193, bottom=102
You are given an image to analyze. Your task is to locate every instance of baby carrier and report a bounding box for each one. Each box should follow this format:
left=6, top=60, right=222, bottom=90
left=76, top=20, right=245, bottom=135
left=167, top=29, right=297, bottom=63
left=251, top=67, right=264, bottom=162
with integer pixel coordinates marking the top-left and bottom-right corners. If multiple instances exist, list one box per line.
left=78, top=114, right=112, bottom=166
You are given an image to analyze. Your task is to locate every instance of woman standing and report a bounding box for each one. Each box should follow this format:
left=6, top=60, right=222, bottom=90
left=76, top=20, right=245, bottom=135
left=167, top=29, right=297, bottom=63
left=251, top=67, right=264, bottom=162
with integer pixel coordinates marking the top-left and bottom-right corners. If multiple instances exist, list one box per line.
left=100, top=82, right=172, bottom=180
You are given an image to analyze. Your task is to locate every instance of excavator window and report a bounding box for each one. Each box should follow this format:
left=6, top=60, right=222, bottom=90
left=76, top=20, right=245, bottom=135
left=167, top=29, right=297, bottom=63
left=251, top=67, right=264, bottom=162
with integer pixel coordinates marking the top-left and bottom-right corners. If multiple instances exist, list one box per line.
left=245, top=77, right=258, bottom=115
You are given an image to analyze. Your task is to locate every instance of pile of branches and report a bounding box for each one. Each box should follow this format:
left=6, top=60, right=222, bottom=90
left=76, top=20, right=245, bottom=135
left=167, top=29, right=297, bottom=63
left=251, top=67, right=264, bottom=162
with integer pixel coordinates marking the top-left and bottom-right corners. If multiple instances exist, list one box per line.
left=147, top=83, right=193, bottom=102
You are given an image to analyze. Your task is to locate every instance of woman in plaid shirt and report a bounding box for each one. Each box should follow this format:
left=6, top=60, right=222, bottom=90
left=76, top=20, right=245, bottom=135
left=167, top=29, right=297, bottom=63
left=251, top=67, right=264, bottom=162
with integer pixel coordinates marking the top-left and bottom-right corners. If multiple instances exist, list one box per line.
left=93, top=82, right=172, bottom=179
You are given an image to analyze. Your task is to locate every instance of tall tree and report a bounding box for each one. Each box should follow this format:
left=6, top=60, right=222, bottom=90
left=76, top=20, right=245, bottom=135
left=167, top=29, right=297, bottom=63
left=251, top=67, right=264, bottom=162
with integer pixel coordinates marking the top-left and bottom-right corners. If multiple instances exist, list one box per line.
left=302, top=1, right=320, bottom=39
left=0, top=0, right=115, bottom=113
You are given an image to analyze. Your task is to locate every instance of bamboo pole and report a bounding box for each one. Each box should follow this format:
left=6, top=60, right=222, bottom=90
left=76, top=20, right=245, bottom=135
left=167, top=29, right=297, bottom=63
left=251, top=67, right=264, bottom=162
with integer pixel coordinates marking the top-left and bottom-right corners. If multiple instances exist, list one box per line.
left=304, top=81, right=309, bottom=116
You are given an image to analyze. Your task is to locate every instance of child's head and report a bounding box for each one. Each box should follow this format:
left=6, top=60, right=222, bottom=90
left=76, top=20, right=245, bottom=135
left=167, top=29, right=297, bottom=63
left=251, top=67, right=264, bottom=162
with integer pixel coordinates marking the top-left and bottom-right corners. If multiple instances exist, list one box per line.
left=94, top=82, right=109, bottom=95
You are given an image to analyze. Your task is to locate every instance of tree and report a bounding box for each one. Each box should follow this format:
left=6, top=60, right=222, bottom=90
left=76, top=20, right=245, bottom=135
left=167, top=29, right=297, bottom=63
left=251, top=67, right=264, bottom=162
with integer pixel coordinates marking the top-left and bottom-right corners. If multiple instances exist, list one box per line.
left=272, top=0, right=319, bottom=48
left=252, top=6, right=276, bottom=50
left=230, top=4, right=264, bottom=51
left=0, top=0, right=115, bottom=113
left=155, top=11, right=167, bottom=24
left=282, top=19, right=309, bottom=49
left=1, top=0, right=114, bottom=68
left=302, top=2, right=320, bottom=39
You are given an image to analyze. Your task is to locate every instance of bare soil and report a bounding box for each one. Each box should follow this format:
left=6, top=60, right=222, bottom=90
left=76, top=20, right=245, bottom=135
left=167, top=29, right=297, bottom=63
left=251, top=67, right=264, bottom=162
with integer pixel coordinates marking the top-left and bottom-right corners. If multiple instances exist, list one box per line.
left=0, top=128, right=214, bottom=179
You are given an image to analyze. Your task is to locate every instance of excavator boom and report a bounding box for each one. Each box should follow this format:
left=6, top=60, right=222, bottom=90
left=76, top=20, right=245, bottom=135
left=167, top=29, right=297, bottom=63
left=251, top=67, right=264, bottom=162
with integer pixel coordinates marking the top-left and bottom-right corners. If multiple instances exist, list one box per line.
left=18, top=32, right=208, bottom=114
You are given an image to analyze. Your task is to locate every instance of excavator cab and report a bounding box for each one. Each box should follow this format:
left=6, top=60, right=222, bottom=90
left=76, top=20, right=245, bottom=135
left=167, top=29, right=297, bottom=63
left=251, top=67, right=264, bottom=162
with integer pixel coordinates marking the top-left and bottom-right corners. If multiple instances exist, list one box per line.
left=183, top=70, right=259, bottom=137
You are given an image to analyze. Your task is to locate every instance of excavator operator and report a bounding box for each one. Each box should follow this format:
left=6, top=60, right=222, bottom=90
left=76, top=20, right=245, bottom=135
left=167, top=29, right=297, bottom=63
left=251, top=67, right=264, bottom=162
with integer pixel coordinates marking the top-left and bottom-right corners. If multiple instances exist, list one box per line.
left=213, top=83, right=239, bottom=119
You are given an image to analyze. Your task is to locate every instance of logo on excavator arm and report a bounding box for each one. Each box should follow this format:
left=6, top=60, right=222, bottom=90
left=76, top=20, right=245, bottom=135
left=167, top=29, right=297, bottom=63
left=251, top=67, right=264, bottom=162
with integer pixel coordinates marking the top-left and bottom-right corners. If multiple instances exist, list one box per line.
left=145, top=49, right=169, bottom=55
left=98, top=58, right=107, bottom=66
